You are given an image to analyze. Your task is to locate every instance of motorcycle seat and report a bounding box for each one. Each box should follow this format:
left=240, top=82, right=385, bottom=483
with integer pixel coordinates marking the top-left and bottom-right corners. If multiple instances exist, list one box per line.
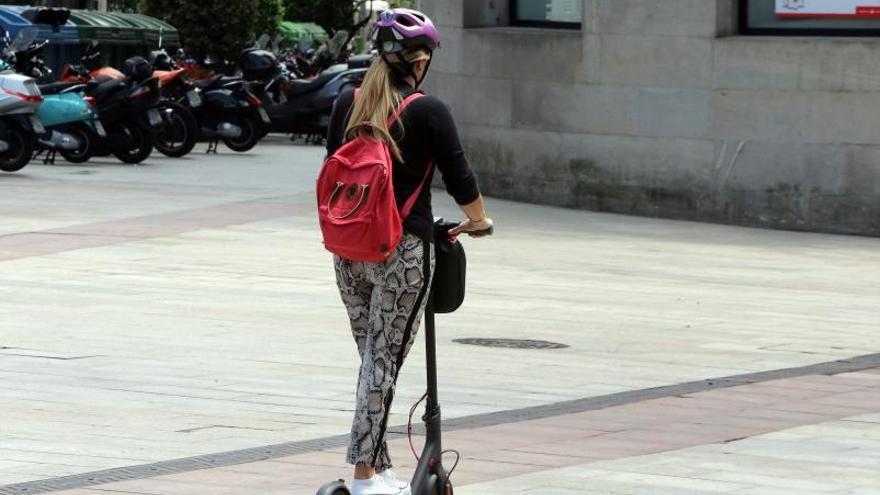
left=87, top=78, right=128, bottom=100
left=38, top=82, right=83, bottom=95
left=285, top=71, right=337, bottom=98
left=192, top=75, right=221, bottom=89
left=193, top=75, right=243, bottom=90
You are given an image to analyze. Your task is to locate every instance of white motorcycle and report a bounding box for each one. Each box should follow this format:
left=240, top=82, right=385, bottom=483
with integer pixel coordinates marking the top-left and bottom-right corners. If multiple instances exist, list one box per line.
left=0, top=30, right=44, bottom=172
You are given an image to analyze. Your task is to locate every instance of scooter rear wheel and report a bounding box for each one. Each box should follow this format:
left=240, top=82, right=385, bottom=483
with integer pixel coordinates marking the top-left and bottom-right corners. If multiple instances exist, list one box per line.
left=315, top=479, right=349, bottom=495
left=155, top=101, right=198, bottom=158
left=0, top=126, right=35, bottom=172
left=112, top=121, right=153, bottom=164
left=222, top=115, right=261, bottom=152
left=59, top=125, right=95, bottom=164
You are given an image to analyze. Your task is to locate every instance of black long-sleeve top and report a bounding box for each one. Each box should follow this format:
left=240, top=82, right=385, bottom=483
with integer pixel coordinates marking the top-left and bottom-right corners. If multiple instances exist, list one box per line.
left=326, top=83, right=480, bottom=242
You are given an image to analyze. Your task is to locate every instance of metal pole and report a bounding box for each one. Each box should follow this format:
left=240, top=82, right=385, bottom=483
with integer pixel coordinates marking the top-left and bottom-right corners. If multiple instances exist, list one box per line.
left=96, top=0, right=108, bottom=12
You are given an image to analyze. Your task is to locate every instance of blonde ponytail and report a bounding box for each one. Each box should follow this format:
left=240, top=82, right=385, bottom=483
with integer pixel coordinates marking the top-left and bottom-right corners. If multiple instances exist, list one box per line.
left=344, top=49, right=431, bottom=161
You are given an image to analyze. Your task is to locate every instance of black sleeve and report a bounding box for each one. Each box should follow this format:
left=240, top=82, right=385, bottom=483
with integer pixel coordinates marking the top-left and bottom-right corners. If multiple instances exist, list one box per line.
left=423, top=98, right=480, bottom=205
left=326, top=88, right=355, bottom=157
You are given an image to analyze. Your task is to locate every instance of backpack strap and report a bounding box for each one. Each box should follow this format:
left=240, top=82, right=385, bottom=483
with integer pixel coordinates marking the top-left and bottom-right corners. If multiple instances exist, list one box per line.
left=400, top=159, right=433, bottom=220
left=388, top=92, right=424, bottom=126
left=351, top=89, right=424, bottom=127
left=394, top=93, right=432, bottom=220
left=353, top=88, right=433, bottom=220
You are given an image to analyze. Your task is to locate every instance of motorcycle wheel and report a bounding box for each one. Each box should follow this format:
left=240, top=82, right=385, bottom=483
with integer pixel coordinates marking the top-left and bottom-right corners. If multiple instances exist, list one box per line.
left=222, top=115, right=261, bottom=152
left=154, top=101, right=197, bottom=158
left=112, top=121, right=153, bottom=164
left=0, top=126, right=35, bottom=172
left=59, top=125, right=95, bottom=164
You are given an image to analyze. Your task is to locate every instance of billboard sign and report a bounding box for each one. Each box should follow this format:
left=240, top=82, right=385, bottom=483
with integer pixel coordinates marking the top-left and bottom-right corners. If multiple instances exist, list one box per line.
left=776, top=0, right=880, bottom=18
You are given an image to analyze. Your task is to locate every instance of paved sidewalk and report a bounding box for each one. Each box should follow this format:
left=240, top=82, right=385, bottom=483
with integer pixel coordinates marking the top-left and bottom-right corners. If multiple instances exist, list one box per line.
left=1, top=138, right=879, bottom=492
left=26, top=369, right=880, bottom=494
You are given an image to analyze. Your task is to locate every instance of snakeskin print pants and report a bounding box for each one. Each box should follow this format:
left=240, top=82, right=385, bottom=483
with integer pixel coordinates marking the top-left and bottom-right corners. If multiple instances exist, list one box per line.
left=334, top=234, right=436, bottom=470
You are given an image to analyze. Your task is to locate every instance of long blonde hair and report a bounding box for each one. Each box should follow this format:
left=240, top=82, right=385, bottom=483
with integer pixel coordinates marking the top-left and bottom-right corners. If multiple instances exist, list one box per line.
left=344, top=48, right=431, bottom=161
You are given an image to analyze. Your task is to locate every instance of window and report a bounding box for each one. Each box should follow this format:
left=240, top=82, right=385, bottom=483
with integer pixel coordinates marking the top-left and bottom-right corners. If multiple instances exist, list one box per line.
left=741, top=0, right=880, bottom=36
left=510, top=0, right=582, bottom=29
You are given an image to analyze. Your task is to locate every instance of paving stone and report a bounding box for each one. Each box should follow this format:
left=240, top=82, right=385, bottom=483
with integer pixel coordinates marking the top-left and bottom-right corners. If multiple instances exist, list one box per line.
left=2, top=139, right=880, bottom=493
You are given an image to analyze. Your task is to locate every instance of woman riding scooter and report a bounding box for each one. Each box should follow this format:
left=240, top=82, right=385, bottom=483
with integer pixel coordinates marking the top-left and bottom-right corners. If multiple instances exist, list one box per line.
left=324, top=9, right=493, bottom=495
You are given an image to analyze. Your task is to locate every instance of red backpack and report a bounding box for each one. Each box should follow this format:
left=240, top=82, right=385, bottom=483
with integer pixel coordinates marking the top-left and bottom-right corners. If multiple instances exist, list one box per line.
left=317, top=91, right=432, bottom=261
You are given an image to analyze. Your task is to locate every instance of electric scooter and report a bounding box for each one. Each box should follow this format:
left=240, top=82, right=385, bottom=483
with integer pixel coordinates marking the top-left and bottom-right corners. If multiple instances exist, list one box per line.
left=317, top=219, right=494, bottom=495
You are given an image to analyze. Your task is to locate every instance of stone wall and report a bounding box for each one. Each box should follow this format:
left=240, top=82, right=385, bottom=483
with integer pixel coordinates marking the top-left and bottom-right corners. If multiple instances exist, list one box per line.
left=418, top=0, right=880, bottom=236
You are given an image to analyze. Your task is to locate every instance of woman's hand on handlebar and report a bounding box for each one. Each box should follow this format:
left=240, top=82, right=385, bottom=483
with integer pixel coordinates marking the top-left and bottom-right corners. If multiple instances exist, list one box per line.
left=449, top=217, right=494, bottom=238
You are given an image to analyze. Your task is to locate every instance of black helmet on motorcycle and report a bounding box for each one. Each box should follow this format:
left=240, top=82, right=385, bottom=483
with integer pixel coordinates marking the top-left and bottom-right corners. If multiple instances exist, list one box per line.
left=122, top=56, right=153, bottom=82
left=150, top=49, right=173, bottom=71
left=239, top=49, right=279, bottom=82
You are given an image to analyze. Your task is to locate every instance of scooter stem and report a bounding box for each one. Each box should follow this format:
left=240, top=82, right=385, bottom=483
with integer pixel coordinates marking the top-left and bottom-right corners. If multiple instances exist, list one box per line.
left=424, top=304, right=439, bottom=408
left=410, top=302, right=451, bottom=494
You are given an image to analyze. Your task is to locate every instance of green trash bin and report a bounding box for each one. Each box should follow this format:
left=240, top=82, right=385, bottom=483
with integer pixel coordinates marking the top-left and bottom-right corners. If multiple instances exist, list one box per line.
left=68, top=10, right=180, bottom=69
left=278, top=21, right=328, bottom=49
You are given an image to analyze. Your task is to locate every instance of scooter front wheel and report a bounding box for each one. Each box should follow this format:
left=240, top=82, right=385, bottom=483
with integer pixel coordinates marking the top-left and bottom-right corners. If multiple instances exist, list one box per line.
left=315, top=479, right=349, bottom=495
left=0, top=125, right=35, bottom=172
left=155, top=101, right=197, bottom=158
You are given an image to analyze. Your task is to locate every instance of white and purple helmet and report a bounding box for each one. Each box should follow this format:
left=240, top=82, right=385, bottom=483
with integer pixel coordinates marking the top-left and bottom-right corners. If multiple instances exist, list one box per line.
left=370, top=8, right=440, bottom=54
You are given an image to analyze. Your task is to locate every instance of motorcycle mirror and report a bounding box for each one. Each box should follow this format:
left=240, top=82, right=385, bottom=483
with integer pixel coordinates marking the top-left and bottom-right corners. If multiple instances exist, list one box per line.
left=258, top=33, right=270, bottom=49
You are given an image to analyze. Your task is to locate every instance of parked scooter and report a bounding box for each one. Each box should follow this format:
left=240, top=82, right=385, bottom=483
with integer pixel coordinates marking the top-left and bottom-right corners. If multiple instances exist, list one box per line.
left=148, top=48, right=199, bottom=158
left=57, top=48, right=163, bottom=164
left=7, top=28, right=105, bottom=164
left=165, top=48, right=268, bottom=153
left=0, top=33, right=43, bottom=172
left=241, top=38, right=369, bottom=141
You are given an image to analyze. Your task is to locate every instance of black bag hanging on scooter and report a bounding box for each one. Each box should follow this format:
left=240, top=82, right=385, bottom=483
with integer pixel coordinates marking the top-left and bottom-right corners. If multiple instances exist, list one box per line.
left=431, top=222, right=466, bottom=314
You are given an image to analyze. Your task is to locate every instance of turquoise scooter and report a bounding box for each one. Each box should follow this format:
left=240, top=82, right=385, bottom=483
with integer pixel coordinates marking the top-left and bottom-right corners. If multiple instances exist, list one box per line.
left=5, top=28, right=105, bottom=163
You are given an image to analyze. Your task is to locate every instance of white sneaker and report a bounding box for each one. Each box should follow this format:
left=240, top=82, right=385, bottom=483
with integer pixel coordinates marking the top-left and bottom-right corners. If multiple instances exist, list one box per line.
left=379, top=469, right=411, bottom=495
left=349, top=475, right=398, bottom=495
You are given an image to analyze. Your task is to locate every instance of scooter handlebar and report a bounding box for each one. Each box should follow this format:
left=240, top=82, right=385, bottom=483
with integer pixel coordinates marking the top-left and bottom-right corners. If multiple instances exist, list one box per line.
left=433, top=218, right=494, bottom=241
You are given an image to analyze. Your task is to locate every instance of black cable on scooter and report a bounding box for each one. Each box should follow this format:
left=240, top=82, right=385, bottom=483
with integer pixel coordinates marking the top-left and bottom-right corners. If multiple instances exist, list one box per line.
left=441, top=449, right=460, bottom=478
left=407, top=392, right=428, bottom=461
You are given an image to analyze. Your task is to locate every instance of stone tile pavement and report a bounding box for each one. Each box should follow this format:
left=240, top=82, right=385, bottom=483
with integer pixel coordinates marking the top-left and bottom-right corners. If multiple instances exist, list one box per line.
left=34, top=369, right=880, bottom=494
left=1, top=138, right=879, bottom=492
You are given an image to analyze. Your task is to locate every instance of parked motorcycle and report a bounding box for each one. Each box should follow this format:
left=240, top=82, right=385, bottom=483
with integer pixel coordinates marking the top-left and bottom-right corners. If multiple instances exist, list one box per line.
left=149, top=48, right=199, bottom=158
left=163, top=47, right=268, bottom=153
left=241, top=43, right=368, bottom=140
left=7, top=28, right=105, bottom=164
left=58, top=49, right=163, bottom=164
left=0, top=32, right=43, bottom=172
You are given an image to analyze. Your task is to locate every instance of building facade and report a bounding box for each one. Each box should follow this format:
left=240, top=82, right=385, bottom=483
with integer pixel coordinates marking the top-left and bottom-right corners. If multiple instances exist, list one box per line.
left=418, top=0, right=880, bottom=236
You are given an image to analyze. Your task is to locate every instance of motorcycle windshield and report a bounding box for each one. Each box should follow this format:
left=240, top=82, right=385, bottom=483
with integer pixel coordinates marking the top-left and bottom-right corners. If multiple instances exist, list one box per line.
left=11, top=27, right=39, bottom=54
